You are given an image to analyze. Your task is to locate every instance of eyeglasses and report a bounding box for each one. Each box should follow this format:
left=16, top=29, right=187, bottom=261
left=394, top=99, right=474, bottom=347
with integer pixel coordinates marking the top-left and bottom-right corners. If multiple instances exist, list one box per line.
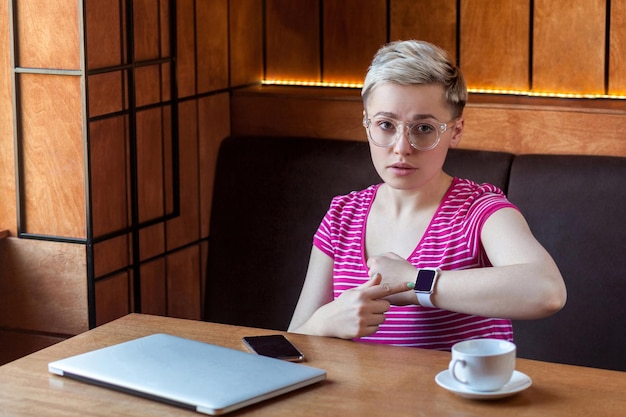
left=363, top=115, right=455, bottom=151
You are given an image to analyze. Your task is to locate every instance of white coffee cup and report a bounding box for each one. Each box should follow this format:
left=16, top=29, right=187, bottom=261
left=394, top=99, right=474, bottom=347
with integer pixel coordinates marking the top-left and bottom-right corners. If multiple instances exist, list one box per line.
left=448, top=339, right=516, bottom=392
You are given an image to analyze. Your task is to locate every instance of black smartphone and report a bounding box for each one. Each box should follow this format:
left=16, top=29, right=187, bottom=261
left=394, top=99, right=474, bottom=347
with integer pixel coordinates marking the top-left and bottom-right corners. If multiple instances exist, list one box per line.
left=242, top=335, right=305, bottom=362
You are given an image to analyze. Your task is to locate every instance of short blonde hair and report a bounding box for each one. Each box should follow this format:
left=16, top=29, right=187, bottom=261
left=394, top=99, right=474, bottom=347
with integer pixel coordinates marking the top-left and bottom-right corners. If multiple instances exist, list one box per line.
left=362, top=40, right=467, bottom=117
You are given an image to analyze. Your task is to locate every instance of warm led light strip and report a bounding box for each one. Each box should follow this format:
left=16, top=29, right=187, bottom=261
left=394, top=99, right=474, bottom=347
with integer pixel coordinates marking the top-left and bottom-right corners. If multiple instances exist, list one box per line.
left=262, top=79, right=626, bottom=100
left=470, top=88, right=626, bottom=100
left=262, top=79, right=364, bottom=89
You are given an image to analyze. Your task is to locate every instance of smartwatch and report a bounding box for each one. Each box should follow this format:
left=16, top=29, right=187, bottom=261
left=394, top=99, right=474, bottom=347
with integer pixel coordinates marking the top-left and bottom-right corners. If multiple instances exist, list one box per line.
left=414, top=268, right=440, bottom=308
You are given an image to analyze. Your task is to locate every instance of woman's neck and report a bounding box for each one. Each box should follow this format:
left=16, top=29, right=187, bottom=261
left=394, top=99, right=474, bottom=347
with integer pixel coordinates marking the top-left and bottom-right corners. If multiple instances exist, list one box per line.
left=377, top=172, right=454, bottom=217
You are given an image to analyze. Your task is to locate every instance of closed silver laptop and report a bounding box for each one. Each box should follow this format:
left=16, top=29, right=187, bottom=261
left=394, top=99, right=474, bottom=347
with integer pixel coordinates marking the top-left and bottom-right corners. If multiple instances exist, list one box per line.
left=48, top=333, right=326, bottom=415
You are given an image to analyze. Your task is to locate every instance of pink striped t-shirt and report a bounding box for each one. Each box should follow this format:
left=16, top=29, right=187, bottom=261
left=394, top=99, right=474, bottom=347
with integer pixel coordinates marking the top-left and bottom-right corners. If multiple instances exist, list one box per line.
left=313, top=178, right=516, bottom=350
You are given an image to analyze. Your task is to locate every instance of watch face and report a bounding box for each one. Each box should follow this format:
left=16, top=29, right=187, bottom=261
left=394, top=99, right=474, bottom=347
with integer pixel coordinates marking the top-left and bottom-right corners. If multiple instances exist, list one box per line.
left=416, top=269, right=437, bottom=292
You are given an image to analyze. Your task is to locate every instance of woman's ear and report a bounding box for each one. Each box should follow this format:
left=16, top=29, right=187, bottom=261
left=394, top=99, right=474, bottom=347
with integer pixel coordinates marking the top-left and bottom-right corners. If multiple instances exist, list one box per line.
left=449, top=117, right=464, bottom=148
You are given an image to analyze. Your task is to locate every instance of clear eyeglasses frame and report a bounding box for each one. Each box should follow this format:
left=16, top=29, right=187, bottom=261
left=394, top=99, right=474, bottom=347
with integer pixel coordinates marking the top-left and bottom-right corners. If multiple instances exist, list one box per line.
left=362, top=115, right=456, bottom=151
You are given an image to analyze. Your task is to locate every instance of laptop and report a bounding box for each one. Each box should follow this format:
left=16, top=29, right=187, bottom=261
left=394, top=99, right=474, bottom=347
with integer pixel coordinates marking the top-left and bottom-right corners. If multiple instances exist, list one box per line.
left=48, top=333, right=326, bottom=415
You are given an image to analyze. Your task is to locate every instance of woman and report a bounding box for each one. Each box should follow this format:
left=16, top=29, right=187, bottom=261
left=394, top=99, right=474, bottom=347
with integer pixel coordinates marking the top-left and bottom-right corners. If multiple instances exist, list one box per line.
left=288, top=40, right=566, bottom=350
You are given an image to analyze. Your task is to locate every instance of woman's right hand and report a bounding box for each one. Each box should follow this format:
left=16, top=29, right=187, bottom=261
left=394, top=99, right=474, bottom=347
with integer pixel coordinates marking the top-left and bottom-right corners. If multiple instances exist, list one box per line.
left=303, top=273, right=413, bottom=339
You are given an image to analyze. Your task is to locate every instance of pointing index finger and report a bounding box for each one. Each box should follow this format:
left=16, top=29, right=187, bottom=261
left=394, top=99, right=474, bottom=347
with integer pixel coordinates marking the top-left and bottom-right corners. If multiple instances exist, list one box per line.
left=365, top=279, right=414, bottom=300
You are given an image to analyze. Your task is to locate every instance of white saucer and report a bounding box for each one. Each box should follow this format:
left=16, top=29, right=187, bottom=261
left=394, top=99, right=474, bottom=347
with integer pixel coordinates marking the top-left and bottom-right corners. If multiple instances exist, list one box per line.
left=435, top=370, right=532, bottom=400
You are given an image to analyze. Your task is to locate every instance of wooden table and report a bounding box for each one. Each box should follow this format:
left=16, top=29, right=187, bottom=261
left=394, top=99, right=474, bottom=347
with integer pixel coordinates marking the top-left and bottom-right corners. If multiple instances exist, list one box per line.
left=0, top=314, right=624, bottom=416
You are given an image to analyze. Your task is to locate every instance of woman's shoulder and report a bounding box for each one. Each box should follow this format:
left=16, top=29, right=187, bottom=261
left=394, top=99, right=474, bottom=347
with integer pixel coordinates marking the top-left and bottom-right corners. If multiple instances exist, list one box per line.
left=446, top=177, right=517, bottom=215
left=450, top=177, right=506, bottom=197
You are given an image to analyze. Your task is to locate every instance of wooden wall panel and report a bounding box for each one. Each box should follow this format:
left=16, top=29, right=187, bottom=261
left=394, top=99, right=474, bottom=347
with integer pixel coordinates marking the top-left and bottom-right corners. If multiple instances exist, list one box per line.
left=231, top=87, right=365, bottom=140
left=135, top=65, right=165, bottom=107
left=196, top=0, right=229, bottom=93
left=0, top=0, right=16, bottom=234
left=462, top=105, right=626, bottom=155
left=20, top=74, right=86, bottom=238
left=162, top=106, right=174, bottom=216
left=159, top=0, right=171, bottom=58
left=177, top=0, right=196, bottom=97
left=198, top=93, right=230, bottom=239
left=88, top=72, right=126, bottom=118
left=89, top=116, right=128, bottom=238
left=390, top=0, right=458, bottom=62
left=161, top=63, right=173, bottom=102
left=166, top=100, right=200, bottom=250
left=140, top=258, right=167, bottom=316
left=460, top=0, right=530, bottom=90
left=265, top=0, right=320, bottom=81
left=230, top=0, right=264, bottom=87
left=16, top=0, right=80, bottom=69
left=95, top=272, right=130, bottom=326
left=167, top=245, right=202, bottom=320
left=85, top=0, right=124, bottom=69
left=136, top=108, right=165, bottom=224
left=609, top=0, right=626, bottom=95
left=93, top=234, right=130, bottom=277
left=533, top=0, right=606, bottom=94
left=139, top=223, right=165, bottom=261
left=133, top=1, right=173, bottom=102
left=0, top=238, right=88, bottom=334
left=133, top=0, right=160, bottom=61
left=323, top=0, right=387, bottom=83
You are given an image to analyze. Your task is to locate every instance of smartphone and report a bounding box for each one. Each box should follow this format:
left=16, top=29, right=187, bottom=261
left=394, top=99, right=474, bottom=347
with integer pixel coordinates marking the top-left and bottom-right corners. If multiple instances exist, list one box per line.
left=242, top=335, right=305, bottom=362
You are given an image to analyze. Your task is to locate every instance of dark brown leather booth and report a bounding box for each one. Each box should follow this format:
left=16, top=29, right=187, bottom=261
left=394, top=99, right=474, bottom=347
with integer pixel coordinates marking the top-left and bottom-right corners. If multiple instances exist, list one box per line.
left=507, top=154, right=626, bottom=371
